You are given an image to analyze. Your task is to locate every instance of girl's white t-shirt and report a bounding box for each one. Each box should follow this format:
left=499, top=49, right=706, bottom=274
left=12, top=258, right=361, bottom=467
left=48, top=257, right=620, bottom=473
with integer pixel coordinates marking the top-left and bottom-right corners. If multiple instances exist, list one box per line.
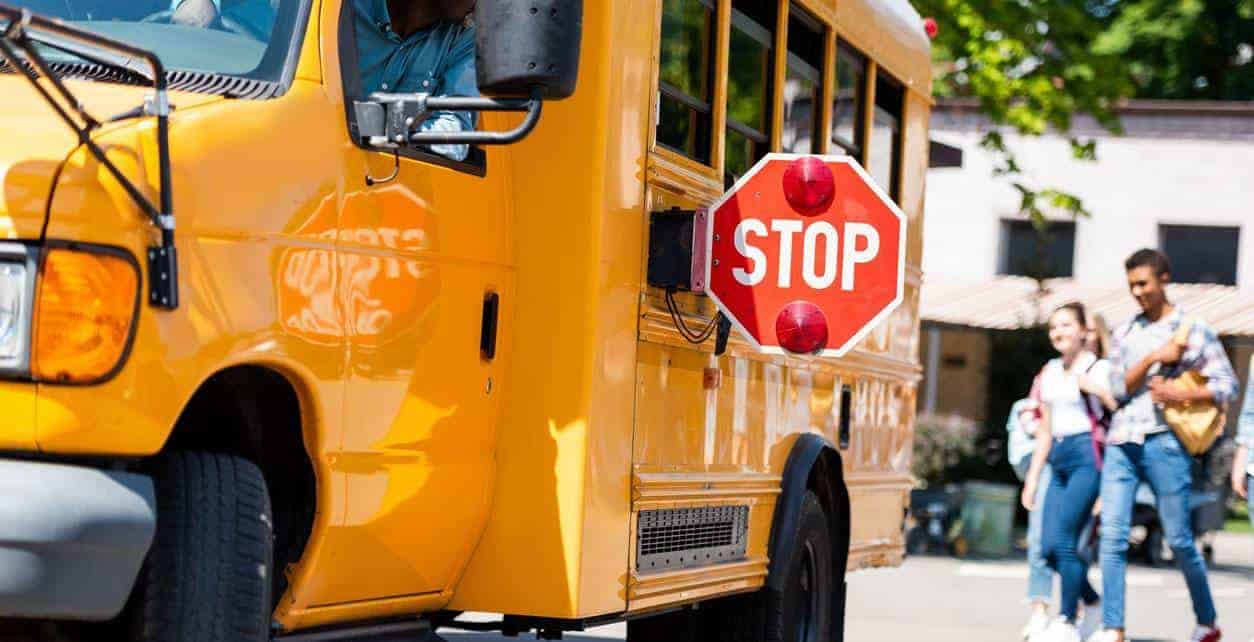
left=1040, top=352, right=1111, bottom=438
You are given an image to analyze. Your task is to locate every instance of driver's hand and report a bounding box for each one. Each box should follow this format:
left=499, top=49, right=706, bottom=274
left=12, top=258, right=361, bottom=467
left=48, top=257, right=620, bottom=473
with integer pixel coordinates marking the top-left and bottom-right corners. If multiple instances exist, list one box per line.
left=172, top=0, right=219, bottom=29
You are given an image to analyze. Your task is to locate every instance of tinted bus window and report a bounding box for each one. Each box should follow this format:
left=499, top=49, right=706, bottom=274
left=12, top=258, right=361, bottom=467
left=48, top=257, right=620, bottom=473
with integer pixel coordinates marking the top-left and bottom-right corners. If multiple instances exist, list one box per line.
left=725, top=0, right=776, bottom=181
left=658, top=0, right=717, bottom=164
left=782, top=5, right=825, bottom=154
left=869, top=72, right=903, bottom=200
left=831, top=43, right=866, bottom=157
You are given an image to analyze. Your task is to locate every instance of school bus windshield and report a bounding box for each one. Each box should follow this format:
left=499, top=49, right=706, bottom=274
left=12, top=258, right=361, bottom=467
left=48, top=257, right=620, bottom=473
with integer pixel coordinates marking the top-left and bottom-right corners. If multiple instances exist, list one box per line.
left=5, top=0, right=304, bottom=78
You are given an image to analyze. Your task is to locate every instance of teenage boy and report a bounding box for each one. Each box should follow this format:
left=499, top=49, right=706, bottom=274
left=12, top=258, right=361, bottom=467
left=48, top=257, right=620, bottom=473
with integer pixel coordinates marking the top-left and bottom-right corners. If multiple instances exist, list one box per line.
left=1090, top=249, right=1238, bottom=642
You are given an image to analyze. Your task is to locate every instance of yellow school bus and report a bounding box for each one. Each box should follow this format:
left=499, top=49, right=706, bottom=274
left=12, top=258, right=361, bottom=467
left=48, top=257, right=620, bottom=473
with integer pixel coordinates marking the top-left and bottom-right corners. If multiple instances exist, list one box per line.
left=0, top=0, right=929, bottom=639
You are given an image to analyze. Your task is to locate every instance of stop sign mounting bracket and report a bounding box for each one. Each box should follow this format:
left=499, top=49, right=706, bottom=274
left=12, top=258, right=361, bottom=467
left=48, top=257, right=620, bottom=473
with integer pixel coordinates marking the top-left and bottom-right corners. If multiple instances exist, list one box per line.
left=645, top=207, right=710, bottom=294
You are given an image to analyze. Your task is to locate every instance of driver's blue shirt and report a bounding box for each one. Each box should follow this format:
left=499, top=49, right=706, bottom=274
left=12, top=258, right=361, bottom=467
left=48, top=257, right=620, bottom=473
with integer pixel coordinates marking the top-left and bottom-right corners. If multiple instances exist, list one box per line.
left=353, top=0, right=477, bottom=161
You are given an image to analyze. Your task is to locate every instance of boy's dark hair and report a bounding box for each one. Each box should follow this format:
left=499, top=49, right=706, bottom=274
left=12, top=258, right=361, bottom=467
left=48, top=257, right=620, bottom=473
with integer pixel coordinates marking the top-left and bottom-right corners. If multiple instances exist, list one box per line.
left=1124, top=248, right=1171, bottom=277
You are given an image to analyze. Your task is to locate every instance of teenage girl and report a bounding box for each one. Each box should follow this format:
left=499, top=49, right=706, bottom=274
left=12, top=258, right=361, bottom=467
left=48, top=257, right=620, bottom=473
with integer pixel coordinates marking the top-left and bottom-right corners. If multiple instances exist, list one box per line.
left=1021, top=303, right=1116, bottom=642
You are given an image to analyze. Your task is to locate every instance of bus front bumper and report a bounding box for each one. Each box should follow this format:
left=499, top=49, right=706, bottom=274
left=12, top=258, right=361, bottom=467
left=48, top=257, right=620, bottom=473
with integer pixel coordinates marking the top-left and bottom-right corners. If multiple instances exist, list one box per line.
left=0, top=459, right=156, bottom=621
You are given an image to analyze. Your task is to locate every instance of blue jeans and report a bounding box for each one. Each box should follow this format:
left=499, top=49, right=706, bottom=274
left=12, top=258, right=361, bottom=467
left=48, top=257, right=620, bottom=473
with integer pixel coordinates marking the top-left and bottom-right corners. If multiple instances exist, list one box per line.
left=1042, top=434, right=1102, bottom=621
left=1100, top=432, right=1217, bottom=629
left=1027, top=464, right=1053, bottom=603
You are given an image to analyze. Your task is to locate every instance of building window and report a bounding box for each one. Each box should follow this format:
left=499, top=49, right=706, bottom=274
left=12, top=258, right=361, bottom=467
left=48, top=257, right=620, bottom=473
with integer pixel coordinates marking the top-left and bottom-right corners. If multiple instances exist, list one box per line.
left=781, top=5, right=824, bottom=154
left=868, top=72, right=903, bottom=201
left=1159, top=225, right=1241, bottom=286
left=724, top=0, right=777, bottom=182
left=831, top=42, right=865, bottom=157
left=657, top=0, right=717, bottom=164
left=998, top=219, right=1076, bottom=279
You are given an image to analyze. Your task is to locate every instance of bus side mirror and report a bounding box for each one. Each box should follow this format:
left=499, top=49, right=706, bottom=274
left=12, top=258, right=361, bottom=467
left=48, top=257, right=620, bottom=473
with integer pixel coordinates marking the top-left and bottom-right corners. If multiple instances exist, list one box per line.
left=474, top=0, right=582, bottom=100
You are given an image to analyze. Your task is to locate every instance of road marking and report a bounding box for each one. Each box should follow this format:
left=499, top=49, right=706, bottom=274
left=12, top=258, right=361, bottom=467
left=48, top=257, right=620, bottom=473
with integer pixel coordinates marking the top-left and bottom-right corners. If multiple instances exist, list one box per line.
left=956, top=564, right=1164, bottom=586
left=1168, top=586, right=1247, bottom=599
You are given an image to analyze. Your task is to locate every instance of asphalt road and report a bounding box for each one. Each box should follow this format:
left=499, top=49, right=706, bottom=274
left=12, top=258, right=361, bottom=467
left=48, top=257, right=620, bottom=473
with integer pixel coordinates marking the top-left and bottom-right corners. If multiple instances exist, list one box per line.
left=440, top=533, right=1254, bottom=642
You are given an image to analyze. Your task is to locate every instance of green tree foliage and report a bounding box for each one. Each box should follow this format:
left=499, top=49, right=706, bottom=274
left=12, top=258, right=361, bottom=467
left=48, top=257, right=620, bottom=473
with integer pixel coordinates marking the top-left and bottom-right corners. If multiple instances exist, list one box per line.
left=1094, top=0, right=1254, bottom=100
left=913, top=0, right=1135, bottom=226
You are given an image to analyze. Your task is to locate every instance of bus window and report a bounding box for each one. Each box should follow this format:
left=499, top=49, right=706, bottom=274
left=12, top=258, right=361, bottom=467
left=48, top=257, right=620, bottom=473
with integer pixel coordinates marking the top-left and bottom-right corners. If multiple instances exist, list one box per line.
left=831, top=42, right=866, bottom=157
left=782, top=4, right=825, bottom=154
left=869, top=72, right=904, bottom=200
left=657, top=0, right=717, bottom=164
left=725, top=0, right=776, bottom=181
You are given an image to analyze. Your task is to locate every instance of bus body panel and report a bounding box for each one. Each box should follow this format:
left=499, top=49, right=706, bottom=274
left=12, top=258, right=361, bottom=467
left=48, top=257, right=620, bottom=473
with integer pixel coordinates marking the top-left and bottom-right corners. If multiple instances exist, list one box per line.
left=0, top=0, right=929, bottom=631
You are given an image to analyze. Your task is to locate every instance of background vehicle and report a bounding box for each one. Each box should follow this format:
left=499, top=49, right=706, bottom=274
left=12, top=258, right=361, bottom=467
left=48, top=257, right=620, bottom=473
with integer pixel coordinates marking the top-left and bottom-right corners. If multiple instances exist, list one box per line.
left=0, top=0, right=930, bottom=639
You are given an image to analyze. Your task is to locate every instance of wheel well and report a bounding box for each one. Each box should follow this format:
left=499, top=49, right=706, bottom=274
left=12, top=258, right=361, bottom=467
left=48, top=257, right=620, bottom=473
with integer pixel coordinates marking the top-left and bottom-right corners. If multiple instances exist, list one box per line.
left=162, top=365, right=317, bottom=606
left=807, top=448, right=851, bottom=579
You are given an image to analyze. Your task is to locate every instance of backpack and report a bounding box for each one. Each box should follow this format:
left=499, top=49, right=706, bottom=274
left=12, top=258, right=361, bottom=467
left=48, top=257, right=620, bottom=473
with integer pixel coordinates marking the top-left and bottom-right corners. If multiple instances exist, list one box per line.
left=1007, top=375, right=1043, bottom=481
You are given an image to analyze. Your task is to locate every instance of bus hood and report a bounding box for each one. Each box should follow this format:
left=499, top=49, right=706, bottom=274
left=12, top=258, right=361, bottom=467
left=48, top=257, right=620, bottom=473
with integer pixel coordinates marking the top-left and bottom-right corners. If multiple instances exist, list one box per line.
left=0, top=76, right=221, bottom=240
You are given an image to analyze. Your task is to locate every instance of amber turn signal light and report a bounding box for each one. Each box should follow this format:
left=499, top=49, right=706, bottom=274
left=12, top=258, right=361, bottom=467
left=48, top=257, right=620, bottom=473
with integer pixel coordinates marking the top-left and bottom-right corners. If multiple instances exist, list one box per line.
left=33, top=248, right=138, bottom=383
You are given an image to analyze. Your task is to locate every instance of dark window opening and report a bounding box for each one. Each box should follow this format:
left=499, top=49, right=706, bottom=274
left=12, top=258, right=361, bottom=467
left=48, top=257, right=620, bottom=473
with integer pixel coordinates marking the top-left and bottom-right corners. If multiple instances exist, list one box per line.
left=1159, top=225, right=1241, bottom=286
left=831, top=42, right=865, bottom=158
left=869, top=72, right=903, bottom=201
left=782, top=5, right=824, bottom=155
left=724, top=0, right=777, bottom=183
left=999, top=219, right=1076, bottom=279
left=657, top=0, right=717, bottom=164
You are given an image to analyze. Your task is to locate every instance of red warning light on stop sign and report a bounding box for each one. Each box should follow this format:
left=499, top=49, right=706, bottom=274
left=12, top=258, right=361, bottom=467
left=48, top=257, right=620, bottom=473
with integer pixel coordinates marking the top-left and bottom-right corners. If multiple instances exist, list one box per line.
left=705, top=154, right=907, bottom=357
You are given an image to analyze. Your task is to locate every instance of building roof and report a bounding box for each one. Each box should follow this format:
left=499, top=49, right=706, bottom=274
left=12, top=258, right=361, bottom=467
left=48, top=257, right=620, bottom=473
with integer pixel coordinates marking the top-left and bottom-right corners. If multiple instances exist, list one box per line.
left=932, top=98, right=1254, bottom=141
left=922, top=275, right=1254, bottom=337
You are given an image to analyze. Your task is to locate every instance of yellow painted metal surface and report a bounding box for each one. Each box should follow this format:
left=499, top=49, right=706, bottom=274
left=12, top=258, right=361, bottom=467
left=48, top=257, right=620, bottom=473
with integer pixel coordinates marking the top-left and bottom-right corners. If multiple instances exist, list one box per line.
left=0, top=0, right=930, bottom=631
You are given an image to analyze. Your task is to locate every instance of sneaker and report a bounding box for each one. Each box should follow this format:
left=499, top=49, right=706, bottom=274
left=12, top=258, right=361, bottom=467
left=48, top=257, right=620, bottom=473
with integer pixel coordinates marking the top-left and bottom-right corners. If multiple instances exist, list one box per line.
left=1022, top=611, right=1051, bottom=640
left=1085, top=630, right=1120, bottom=642
left=1033, top=618, right=1082, bottom=642
left=1190, top=626, right=1222, bottom=642
left=1077, top=603, right=1101, bottom=640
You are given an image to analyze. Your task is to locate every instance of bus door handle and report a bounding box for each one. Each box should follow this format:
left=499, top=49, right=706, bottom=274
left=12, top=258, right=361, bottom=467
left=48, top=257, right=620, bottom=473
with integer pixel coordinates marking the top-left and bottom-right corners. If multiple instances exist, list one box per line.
left=481, top=292, right=500, bottom=361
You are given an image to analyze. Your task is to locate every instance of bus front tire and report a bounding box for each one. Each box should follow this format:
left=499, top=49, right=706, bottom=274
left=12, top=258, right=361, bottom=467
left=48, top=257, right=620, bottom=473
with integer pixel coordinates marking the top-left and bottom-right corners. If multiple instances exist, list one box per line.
left=131, top=451, right=274, bottom=642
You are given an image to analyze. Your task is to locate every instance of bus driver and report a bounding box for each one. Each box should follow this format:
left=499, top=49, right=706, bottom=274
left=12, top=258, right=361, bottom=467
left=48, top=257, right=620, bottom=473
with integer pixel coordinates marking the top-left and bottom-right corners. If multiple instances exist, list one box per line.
left=353, top=0, right=479, bottom=161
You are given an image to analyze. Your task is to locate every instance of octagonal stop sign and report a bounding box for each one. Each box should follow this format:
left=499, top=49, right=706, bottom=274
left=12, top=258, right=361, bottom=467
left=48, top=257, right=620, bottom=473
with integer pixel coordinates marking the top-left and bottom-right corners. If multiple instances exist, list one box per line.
left=704, top=154, right=907, bottom=357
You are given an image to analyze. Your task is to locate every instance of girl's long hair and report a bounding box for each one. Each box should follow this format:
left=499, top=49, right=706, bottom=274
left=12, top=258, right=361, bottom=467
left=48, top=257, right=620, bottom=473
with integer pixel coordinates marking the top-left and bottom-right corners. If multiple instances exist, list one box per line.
left=1089, top=312, right=1111, bottom=360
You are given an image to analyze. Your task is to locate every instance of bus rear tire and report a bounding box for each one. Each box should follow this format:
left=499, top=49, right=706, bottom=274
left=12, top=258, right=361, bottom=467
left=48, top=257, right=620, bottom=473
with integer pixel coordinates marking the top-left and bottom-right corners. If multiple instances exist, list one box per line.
left=131, top=451, right=274, bottom=642
left=708, top=490, right=838, bottom=642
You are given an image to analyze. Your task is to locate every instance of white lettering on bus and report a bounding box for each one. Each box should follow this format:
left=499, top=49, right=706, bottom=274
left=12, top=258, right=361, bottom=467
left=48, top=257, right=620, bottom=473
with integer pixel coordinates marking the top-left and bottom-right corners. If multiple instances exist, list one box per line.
left=802, top=221, right=838, bottom=289
left=733, top=218, right=768, bottom=286
left=841, top=223, right=879, bottom=291
left=770, top=220, right=803, bottom=288
left=729, top=218, right=881, bottom=290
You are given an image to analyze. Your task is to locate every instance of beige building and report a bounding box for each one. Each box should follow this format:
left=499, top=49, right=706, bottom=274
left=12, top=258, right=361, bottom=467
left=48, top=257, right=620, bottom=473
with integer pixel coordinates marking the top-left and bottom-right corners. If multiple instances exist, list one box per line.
left=921, top=99, right=1254, bottom=427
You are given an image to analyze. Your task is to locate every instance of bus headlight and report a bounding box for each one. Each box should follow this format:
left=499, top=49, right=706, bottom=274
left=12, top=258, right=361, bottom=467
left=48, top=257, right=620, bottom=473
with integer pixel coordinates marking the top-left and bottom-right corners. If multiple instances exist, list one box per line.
left=0, top=244, right=36, bottom=374
left=0, top=263, right=31, bottom=367
left=33, top=247, right=139, bottom=383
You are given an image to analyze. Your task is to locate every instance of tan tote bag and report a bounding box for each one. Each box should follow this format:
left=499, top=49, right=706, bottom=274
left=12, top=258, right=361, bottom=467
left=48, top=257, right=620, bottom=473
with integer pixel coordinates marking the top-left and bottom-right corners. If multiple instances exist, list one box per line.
left=1162, top=315, right=1225, bottom=455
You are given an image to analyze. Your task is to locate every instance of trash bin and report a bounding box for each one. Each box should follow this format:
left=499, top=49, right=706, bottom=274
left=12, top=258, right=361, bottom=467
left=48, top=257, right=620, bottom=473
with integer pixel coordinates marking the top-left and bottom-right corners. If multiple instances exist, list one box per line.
left=957, top=481, right=1018, bottom=557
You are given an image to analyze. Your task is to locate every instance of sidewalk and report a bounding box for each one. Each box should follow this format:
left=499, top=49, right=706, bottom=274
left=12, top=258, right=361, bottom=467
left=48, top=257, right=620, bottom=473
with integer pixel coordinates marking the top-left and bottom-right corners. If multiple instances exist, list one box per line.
left=441, top=532, right=1254, bottom=642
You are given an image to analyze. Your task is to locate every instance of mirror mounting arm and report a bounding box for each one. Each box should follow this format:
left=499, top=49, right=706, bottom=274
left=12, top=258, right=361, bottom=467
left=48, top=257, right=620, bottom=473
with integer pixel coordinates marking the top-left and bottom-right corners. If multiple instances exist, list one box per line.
left=355, top=89, right=544, bottom=149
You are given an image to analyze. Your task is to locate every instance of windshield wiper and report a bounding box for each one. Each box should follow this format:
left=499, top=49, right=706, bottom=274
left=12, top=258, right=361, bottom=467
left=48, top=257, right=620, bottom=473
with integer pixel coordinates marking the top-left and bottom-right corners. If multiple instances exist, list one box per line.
left=0, top=4, right=178, bottom=309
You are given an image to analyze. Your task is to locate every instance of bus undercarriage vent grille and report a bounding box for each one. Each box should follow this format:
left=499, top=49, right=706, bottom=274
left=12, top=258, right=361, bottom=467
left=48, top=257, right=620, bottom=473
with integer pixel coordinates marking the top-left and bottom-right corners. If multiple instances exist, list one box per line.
left=636, top=505, right=749, bottom=573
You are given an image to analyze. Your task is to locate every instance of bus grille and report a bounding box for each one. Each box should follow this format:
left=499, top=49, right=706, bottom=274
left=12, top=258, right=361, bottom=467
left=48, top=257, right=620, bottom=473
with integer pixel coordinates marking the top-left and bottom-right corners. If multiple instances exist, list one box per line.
left=636, top=505, right=749, bottom=573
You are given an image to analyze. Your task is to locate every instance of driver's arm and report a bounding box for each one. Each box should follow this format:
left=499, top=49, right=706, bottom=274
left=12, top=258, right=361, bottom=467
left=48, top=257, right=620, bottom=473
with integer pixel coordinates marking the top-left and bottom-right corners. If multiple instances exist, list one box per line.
left=419, top=21, right=477, bottom=161
left=170, top=0, right=219, bottom=28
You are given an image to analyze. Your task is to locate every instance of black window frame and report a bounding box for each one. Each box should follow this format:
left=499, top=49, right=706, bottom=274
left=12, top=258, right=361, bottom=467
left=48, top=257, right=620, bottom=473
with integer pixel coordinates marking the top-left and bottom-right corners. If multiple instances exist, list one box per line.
left=723, top=0, right=777, bottom=182
left=870, top=70, right=904, bottom=201
left=781, top=3, right=825, bottom=155
left=831, top=41, right=866, bottom=158
left=1159, top=224, right=1242, bottom=286
left=337, top=1, right=487, bottom=177
left=998, top=219, right=1077, bottom=279
left=655, top=0, right=719, bottom=165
